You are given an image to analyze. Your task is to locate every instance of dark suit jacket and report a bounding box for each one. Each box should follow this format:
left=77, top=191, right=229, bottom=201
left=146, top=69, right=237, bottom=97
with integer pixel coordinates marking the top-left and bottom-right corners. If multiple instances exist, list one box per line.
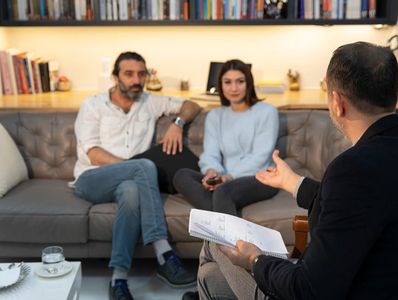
left=253, top=114, right=398, bottom=300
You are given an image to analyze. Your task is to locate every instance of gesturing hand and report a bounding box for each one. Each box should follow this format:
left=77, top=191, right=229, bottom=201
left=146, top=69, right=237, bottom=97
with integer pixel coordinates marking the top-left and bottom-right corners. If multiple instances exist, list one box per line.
left=160, top=123, right=183, bottom=155
left=256, top=150, right=301, bottom=195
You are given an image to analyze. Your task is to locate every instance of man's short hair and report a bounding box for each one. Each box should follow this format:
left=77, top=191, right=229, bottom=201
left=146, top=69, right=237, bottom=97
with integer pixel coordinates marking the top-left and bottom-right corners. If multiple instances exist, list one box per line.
left=112, top=52, right=146, bottom=77
left=326, top=41, right=398, bottom=114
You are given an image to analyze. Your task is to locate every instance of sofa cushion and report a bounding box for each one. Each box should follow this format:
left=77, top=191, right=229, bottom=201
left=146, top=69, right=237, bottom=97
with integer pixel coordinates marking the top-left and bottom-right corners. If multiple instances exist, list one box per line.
left=0, top=179, right=91, bottom=243
left=277, top=110, right=350, bottom=180
left=88, top=194, right=197, bottom=243
left=0, top=124, right=28, bottom=197
left=164, top=194, right=198, bottom=243
left=0, top=111, right=77, bottom=180
left=88, top=202, right=116, bottom=242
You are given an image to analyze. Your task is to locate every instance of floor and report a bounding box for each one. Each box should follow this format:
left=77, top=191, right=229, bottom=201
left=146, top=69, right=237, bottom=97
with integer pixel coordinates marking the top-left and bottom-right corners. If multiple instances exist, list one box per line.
left=79, top=258, right=198, bottom=300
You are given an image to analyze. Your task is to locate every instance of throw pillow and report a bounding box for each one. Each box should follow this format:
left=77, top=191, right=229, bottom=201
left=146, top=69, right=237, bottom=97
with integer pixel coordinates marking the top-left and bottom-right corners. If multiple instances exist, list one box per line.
left=0, top=124, right=28, bottom=197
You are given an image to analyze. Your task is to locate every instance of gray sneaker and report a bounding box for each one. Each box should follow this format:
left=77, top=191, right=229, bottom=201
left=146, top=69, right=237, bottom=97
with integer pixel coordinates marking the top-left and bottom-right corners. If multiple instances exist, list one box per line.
left=157, top=254, right=197, bottom=288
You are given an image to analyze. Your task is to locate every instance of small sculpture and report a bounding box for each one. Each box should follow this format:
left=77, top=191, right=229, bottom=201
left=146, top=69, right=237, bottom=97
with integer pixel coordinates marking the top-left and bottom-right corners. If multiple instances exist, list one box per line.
left=287, top=69, right=300, bottom=91
left=56, top=75, right=72, bottom=91
left=146, top=68, right=163, bottom=91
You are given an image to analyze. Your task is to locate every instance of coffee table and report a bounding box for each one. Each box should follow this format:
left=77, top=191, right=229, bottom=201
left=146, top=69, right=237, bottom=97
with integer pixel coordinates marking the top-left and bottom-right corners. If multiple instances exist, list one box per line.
left=0, top=261, right=81, bottom=300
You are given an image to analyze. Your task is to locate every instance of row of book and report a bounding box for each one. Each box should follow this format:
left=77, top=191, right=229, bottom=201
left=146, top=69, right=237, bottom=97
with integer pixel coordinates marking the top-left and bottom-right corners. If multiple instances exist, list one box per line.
left=295, top=0, right=377, bottom=20
left=3, top=0, right=385, bottom=21
left=0, top=49, right=58, bottom=95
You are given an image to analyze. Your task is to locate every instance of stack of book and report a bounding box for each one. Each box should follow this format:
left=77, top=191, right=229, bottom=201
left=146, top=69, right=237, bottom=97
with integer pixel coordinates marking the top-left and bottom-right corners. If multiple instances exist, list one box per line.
left=4, top=0, right=287, bottom=21
left=295, top=0, right=376, bottom=20
left=0, top=49, right=58, bottom=95
left=256, top=81, right=286, bottom=94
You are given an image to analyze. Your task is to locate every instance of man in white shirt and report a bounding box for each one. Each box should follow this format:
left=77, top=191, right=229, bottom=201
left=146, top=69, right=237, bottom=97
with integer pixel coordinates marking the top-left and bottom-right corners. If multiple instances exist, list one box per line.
left=73, top=52, right=200, bottom=300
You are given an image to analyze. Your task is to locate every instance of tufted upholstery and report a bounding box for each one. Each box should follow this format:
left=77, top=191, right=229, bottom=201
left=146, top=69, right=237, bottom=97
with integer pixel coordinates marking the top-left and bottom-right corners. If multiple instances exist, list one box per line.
left=0, top=109, right=350, bottom=259
left=0, top=111, right=76, bottom=179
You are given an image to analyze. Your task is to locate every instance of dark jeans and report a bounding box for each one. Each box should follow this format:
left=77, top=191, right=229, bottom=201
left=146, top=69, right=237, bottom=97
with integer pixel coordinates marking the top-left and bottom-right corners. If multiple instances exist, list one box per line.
left=173, top=168, right=278, bottom=216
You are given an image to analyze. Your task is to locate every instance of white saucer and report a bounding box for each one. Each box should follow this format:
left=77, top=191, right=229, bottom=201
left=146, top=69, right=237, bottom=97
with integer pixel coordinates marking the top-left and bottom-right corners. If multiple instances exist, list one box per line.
left=35, top=261, right=73, bottom=278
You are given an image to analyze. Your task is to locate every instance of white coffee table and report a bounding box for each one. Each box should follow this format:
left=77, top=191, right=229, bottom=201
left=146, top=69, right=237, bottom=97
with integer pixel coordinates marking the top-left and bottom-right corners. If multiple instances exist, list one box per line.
left=0, top=261, right=81, bottom=300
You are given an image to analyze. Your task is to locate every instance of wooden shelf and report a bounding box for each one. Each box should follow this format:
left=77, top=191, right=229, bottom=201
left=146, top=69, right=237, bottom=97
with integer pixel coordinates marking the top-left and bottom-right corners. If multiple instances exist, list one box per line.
left=0, top=89, right=329, bottom=111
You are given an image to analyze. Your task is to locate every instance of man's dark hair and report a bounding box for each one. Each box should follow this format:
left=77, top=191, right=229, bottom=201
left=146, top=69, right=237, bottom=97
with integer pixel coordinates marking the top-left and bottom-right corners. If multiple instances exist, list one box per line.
left=217, top=59, right=259, bottom=107
left=326, top=41, right=398, bottom=114
left=112, top=52, right=146, bottom=77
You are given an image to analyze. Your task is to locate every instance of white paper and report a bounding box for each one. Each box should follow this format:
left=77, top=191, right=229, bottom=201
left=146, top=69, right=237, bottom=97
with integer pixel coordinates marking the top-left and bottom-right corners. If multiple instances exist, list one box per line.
left=189, top=209, right=288, bottom=257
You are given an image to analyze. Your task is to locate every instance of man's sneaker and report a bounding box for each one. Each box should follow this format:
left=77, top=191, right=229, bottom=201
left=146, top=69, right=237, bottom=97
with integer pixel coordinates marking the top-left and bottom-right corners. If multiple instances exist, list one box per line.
left=157, top=253, right=197, bottom=288
left=109, top=279, right=134, bottom=300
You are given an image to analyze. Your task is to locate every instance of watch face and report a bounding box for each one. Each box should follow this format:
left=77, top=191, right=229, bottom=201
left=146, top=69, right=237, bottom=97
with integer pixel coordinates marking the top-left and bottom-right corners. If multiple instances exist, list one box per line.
left=175, top=117, right=185, bottom=127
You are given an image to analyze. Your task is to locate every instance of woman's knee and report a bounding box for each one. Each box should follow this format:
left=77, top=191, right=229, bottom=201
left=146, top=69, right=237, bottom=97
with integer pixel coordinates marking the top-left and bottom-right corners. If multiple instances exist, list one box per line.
left=212, top=184, right=231, bottom=203
left=173, top=168, right=195, bottom=188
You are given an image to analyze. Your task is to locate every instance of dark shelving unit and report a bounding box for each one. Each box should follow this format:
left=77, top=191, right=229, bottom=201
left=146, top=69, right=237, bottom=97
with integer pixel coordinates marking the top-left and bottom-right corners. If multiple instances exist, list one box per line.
left=0, top=0, right=396, bottom=26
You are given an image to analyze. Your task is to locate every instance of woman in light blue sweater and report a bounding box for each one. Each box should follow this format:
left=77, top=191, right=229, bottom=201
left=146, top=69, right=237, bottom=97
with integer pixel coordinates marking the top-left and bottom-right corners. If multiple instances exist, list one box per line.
left=173, top=59, right=279, bottom=216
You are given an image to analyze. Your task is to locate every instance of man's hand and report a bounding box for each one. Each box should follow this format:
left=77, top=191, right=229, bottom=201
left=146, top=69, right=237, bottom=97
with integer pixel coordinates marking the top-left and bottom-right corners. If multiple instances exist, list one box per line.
left=218, top=240, right=263, bottom=271
left=160, top=123, right=183, bottom=155
left=87, top=146, right=124, bottom=166
left=256, top=150, right=301, bottom=195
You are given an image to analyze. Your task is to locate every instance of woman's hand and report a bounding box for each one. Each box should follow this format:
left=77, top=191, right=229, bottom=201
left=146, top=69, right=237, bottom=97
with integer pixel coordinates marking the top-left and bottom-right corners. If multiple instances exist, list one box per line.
left=202, top=169, right=221, bottom=191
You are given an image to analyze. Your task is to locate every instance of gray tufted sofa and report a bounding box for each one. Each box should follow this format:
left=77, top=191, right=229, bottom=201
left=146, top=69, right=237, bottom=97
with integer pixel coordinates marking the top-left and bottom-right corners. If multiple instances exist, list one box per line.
left=0, top=109, right=351, bottom=259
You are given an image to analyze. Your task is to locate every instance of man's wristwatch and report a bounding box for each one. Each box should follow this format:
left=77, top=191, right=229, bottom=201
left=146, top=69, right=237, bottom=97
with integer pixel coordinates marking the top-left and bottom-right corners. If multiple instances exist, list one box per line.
left=173, top=117, right=186, bottom=128
left=251, top=255, right=261, bottom=276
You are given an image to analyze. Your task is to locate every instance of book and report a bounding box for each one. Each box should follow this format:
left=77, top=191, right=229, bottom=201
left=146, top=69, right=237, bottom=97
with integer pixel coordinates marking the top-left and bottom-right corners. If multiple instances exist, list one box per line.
left=189, top=209, right=289, bottom=259
left=39, top=61, right=50, bottom=92
left=0, top=51, right=13, bottom=95
left=5, top=49, right=19, bottom=94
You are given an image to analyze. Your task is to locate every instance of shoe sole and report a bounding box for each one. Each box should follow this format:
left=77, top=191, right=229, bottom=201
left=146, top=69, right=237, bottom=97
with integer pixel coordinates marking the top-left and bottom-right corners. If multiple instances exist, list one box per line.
left=156, top=273, right=197, bottom=289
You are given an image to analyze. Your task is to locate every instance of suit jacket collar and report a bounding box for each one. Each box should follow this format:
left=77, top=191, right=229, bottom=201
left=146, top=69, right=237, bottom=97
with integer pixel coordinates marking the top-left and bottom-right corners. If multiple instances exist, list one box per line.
left=355, top=113, right=398, bottom=147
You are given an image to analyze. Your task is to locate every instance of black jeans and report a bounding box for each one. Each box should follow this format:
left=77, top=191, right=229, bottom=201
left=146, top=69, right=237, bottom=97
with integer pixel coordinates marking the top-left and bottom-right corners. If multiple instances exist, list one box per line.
left=173, top=168, right=278, bottom=216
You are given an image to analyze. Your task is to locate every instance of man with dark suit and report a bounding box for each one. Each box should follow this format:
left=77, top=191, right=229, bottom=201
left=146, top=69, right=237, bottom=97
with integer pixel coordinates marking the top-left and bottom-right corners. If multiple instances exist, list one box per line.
left=192, top=42, right=398, bottom=300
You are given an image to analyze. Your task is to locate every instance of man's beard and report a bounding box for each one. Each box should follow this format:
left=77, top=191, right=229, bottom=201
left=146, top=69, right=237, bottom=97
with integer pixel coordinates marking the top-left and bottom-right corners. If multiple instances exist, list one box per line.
left=118, top=81, right=143, bottom=101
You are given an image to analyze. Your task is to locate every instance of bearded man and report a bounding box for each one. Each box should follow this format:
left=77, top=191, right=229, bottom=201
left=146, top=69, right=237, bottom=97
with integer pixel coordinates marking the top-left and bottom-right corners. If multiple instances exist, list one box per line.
left=73, top=52, right=200, bottom=300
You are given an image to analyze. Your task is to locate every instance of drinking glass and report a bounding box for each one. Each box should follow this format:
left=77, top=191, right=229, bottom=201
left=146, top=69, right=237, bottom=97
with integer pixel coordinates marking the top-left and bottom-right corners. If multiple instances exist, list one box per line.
left=41, top=246, right=65, bottom=274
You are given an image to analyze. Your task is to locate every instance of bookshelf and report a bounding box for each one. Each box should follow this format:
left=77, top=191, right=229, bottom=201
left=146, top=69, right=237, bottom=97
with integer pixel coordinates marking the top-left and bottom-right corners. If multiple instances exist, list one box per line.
left=1, top=0, right=397, bottom=26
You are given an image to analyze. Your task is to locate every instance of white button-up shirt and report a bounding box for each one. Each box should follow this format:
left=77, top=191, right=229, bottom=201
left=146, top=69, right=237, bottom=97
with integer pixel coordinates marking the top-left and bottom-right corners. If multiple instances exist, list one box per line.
left=73, top=92, right=184, bottom=180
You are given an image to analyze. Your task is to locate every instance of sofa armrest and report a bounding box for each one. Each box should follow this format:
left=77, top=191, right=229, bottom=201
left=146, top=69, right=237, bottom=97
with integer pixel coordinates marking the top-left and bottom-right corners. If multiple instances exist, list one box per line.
left=290, top=215, right=309, bottom=259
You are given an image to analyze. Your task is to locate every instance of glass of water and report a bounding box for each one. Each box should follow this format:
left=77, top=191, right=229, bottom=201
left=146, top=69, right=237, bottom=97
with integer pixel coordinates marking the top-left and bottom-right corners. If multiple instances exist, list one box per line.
left=41, top=246, right=65, bottom=274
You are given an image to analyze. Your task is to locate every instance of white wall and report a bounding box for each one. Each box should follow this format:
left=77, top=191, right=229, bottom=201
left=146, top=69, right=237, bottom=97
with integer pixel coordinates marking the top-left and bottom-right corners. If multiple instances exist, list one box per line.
left=0, top=28, right=8, bottom=50
left=4, top=25, right=396, bottom=90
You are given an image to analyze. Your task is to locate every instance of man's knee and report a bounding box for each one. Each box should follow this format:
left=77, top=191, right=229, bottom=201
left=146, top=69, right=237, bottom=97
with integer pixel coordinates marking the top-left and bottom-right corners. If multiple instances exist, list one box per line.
left=115, top=180, right=140, bottom=211
left=198, top=261, right=235, bottom=300
left=136, top=158, right=156, bottom=172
